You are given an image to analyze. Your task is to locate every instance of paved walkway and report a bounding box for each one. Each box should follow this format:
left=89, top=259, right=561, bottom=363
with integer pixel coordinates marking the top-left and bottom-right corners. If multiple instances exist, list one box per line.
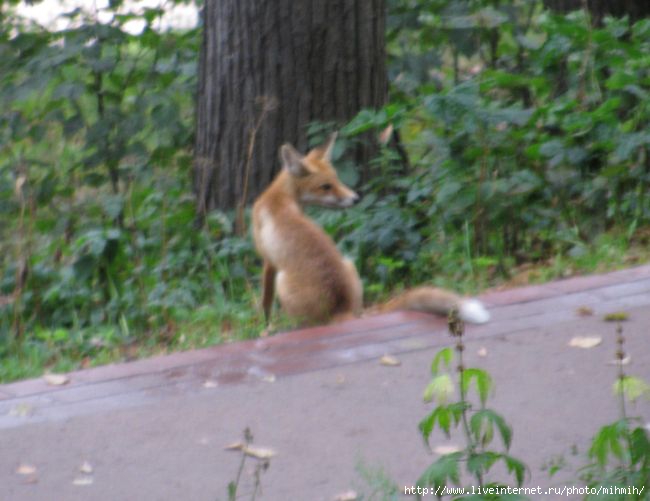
left=1, top=266, right=650, bottom=500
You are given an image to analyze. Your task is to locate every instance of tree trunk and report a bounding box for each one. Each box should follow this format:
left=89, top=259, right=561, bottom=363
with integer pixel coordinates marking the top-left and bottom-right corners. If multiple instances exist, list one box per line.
left=194, top=0, right=387, bottom=214
left=544, top=0, right=650, bottom=25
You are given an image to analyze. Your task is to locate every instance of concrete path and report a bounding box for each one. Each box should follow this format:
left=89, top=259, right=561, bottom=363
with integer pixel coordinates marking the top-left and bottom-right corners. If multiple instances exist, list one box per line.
left=1, top=266, right=650, bottom=501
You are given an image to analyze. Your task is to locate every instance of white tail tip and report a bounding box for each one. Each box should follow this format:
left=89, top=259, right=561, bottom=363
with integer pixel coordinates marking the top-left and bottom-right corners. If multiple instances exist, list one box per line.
left=459, top=299, right=490, bottom=324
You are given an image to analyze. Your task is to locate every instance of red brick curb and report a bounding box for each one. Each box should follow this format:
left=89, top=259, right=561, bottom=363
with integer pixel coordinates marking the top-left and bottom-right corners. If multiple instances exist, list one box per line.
left=1, top=264, right=649, bottom=405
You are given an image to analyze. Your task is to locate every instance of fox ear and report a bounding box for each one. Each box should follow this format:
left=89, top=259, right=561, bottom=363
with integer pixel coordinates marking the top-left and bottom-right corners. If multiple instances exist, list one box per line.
left=319, top=132, right=338, bottom=162
left=280, top=143, right=309, bottom=177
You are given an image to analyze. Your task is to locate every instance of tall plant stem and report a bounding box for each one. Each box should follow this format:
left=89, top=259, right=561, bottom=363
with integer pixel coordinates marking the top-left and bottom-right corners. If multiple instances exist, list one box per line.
left=449, top=309, right=484, bottom=485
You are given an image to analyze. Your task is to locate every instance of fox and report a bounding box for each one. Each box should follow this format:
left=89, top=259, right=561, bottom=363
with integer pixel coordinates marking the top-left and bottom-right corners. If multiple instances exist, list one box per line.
left=252, top=133, right=490, bottom=327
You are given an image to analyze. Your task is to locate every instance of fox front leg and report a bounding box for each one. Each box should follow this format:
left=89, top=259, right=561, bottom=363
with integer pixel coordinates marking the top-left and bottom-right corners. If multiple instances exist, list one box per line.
left=261, top=261, right=276, bottom=324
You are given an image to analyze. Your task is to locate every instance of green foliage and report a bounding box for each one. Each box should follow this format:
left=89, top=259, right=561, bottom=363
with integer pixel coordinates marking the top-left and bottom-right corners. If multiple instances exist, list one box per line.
left=354, top=459, right=401, bottom=501
left=578, top=326, right=650, bottom=500
left=417, top=323, right=649, bottom=501
left=0, top=1, right=265, bottom=380
left=580, top=418, right=650, bottom=499
left=417, top=320, right=528, bottom=499
left=343, top=0, right=650, bottom=297
left=3, top=0, right=650, bottom=381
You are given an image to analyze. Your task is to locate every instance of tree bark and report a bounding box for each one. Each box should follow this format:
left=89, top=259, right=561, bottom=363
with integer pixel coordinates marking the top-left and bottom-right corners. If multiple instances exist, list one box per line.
left=544, top=0, right=650, bottom=25
left=194, top=0, right=387, bottom=214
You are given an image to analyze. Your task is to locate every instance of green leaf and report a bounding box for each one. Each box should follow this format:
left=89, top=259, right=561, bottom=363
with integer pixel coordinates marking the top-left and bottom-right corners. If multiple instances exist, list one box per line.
left=588, top=420, right=629, bottom=466
left=419, top=405, right=454, bottom=442
left=435, top=181, right=463, bottom=208
left=503, top=454, right=528, bottom=486
left=76, top=230, right=107, bottom=257
left=470, top=409, right=512, bottom=449
left=539, top=139, right=564, bottom=158
left=629, top=426, right=650, bottom=466
left=423, top=374, right=454, bottom=404
left=613, top=376, right=650, bottom=403
left=436, top=406, right=452, bottom=437
left=416, top=452, right=462, bottom=489
left=461, top=368, right=492, bottom=406
left=341, top=109, right=386, bottom=136
left=73, top=254, right=97, bottom=281
left=101, top=194, right=124, bottom=220
left=431, top=347, right=454, bottom=375
left=419, top=411, right=436, bottom=444
left=612, top=132, right=650, bottom=163
left=227, top=480, right=237, bottom=501
left=605, top=71, right=635, bottom=91
left=447, top=402, right=469, bottom=425
left=467, top=451, right=501, bottom=477
left=517, top=33, right=544, bottom=51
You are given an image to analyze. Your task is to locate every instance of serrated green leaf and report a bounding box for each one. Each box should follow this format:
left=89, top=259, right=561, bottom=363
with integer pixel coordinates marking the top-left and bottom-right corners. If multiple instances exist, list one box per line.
left=419, top=411, right=436, bottom=444
left=629, top=426, right=650, bottom=466
left=503, top=454, right=528, bottom=486
left=431, top=347, right=454, bottom=375
left=416, top=452, right=462, bottom=489
left=588, top=421, right=629, bottom=466
left=447, top=402, right=468, bottom=425
left=419, top=405, right=454, bottom=444
left=467, top=451, right=501, bottom=477
left=436, top=406, right=452, bottom=437
left=461, top=368, right=492, bottom=406
left=470, top=409, right=512, bottom=449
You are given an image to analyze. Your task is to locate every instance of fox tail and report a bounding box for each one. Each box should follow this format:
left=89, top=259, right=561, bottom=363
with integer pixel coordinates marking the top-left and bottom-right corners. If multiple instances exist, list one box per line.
left=378, top=286, right=490, bottom=324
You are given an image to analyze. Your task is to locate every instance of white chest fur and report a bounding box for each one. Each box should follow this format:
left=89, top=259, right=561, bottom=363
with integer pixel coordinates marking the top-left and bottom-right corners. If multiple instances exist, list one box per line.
left=256, top=208, right=288, bottom=265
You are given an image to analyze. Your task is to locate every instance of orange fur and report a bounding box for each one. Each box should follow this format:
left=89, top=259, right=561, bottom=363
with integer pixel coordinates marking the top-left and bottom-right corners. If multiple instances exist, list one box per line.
left=252, top=134, right=490, bottom=326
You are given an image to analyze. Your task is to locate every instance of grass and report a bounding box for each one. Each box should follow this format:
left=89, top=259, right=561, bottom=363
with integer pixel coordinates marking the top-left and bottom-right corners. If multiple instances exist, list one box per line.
left=1, top=225, right=649, bottom=384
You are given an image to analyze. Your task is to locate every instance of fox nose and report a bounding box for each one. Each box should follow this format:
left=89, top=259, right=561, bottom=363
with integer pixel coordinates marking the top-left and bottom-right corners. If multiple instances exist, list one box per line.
left=350, top=191, right=361, bottom=205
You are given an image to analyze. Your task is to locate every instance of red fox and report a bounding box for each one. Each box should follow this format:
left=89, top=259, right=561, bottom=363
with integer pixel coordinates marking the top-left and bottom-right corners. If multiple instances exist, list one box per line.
left=252, top=133, right=490, bottom=326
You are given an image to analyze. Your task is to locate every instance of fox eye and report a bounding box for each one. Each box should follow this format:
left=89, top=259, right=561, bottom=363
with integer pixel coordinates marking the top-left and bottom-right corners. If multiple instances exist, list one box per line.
left=320, top=183, right=332, bottom=191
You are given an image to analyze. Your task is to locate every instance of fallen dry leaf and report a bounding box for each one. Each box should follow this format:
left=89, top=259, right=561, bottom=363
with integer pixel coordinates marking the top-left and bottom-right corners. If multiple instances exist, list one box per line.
left=379, top=354, right=401, bottom=367
left=72, top=476, right=93, bottom=486
left=568, top=336, right=602, bottom=349
left=262, top=374, right=276, bottom=383
left=16, top=463, right=36, bottom=475
left=243, top=445, right=276, bottom=459
left=224, top=441, right=245, bottom=451
left=433, top=444, right=462, bottom=455
left=334, top=490, right=359, bottom=501
left=335, top=374, right=346, bottom=385
left=79, top=461, right=93, bottom=474
left=223, top=441, right=276, bottom=459
left=576, top=306, right=594, bottom=317
left=202, top=380, right=218, bottom=389
left=477, top=347, right=488, bottom=357
left=43, top=373, right=70, bottom=386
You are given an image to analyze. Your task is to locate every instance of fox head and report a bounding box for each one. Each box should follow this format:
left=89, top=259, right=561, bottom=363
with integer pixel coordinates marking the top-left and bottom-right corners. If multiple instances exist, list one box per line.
left=280, top=133, right=360, bottom=209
